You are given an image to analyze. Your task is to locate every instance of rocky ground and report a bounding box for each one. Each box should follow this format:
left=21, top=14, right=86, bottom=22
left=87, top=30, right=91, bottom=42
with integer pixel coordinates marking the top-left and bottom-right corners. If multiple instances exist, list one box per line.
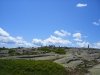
left=0, top=47, right=100, bottom=75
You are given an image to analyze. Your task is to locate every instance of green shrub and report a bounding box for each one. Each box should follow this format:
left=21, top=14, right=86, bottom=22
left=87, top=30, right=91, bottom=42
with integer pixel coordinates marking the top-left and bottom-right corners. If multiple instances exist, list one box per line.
left=54, top=48, right=66, bottom=54
left=0, top=59, right=68, bottom=75
left=39, top=47, right=51, bottom=53
left=8, top=49, right=16, bottom=56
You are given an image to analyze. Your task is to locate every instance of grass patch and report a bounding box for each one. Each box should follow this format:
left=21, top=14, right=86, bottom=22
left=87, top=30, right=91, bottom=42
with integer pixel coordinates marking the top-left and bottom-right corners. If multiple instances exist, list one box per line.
left=0, top=59, right=68, bottom=75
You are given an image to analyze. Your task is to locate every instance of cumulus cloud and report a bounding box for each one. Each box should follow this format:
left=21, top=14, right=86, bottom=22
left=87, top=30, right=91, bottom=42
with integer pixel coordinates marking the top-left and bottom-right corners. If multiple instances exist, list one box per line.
left=93, top=19, right=100, bottom=26
left=15, top=36, right=32, bottom=47
left=54, top=30, right=71, bottom=37
left=76, top=3, right=87, bottom=7
left=31, top=39, right=43, bottom=46
left=44, top=35, right=71, bottom=45
left=0, top=28, right=72, bottom=47
left=0, top=36, right=15, bottom=44
left=76, top=41, right=89, bottom=47
left=0, top=36, right=32, bottom=47
left=1, top=27, right=100, bottom=49
left=74, top=38, right=82, bottom=42
left=0, top=28, right=32, bottom=47
left=32, top=30, right=71, bottom=46
left=72, top=32, right=90, bottom=48
left=73, top=33, right=81, bottom=38
left=93, top=42, right=100, bottom=49
left=0, top=28, right=10, bottom=37
left=32, top=35, right=71, bottom=46
left=73, top=33, right=82, bottom=42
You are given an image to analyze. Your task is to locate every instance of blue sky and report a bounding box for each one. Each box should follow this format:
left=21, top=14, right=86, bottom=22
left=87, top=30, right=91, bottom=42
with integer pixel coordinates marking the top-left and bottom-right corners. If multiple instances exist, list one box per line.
left=0, top=0, right=100, bottom=48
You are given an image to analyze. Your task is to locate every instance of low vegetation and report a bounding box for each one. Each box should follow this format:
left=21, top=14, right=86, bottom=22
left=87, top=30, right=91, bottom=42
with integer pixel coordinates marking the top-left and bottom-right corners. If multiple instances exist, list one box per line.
left=0, top=59, right=68, bottom=75
left=39, top=46, right=66, bottom=54
left=0, top=47, right=10, bottom=50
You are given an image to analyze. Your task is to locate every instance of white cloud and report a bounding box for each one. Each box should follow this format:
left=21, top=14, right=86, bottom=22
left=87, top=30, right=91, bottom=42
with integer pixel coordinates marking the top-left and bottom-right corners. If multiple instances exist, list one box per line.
left=93, top=19, right=100, bottom=26
left=15, top=37, right=32, bottom=47
left=54, top=30, right=71, bottom=37
left=0, top=28, right=72, bottom=47
left=76, top=41, right=89, bottom=47
left=0, top=36, right=16, bottom=44
left=16, top=36, right=23, bottom=40
left=74, top=38, right=82, bottom=42
left=45, top=35, right=71, bottom=45
left=0, top=36, right=32, bottom=47
left=0, top=28, right=32, bottom=47
left=93, top=22, right=100, bottom=26
left=1, top=27, right=100, bottom=49
left=76, top=3, right=87, bottom=7
left=32, top=35, right=71, bottom=46
left=73, top=33, right=81, bottom=38
left=0, top=28, right=10, bottom=37
left=72, top=32, right=90, bottom=48
left=73, top=32, right=82, bottom=42
left=93, top=42, right=100, bottom=49
left=32, top=39, right=43, bottom=46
